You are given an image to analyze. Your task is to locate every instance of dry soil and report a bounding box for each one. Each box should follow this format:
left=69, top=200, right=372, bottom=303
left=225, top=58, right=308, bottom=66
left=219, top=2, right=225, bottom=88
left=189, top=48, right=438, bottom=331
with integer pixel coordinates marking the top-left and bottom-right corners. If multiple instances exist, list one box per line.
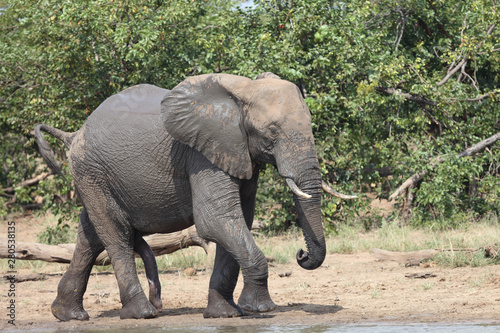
left=1, top=213, right=500, bottom=331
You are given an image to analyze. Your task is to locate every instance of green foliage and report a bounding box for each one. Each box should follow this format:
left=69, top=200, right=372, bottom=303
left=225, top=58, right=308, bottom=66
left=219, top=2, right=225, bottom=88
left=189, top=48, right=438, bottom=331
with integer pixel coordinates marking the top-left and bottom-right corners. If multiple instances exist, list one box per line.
left=0, top=133, right=39, bottom=214
left=37, top=214, right=77, bottom=245
left=0, top=0, right=498, bottom=229
left=256, top=166, right=297, bottom=232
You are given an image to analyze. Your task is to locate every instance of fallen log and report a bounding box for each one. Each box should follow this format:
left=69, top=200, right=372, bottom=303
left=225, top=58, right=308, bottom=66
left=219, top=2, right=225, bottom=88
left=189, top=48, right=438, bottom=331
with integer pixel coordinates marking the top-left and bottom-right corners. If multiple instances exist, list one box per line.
left=372, top=246, right=498, bottom=266
left=0, top=225, right=210, bottom=266
left=3, top=273, right=47, bottom=283
left=371, top=248, right=439, bottom=266
left=405, top=272, right=437, bottom=279
left=389, top=132, right=500, bottom=201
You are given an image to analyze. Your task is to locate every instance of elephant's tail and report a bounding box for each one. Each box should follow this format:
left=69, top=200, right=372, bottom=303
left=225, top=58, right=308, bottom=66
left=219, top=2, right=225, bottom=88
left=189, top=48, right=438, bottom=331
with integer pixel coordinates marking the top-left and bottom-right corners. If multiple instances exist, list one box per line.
left=32, top=124, right=75, bottom=179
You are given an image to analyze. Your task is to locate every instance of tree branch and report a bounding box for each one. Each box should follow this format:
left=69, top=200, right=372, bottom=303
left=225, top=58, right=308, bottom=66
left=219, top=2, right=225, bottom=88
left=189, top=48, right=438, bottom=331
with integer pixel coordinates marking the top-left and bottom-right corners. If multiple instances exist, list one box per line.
left=377, top=86, right=494, bottom=105
left=1, top=172, right=53, bottom=195
left=437, top=24, right=496, bottom=87
left=437, top=57, right=466, bottom=86
left=376, top=86, right=437, bottom=106
left=448, top=93, right=493, bottom=102
left=457, top=132, right=500, bottom=158
left=389, top=132, right=500, bottom=201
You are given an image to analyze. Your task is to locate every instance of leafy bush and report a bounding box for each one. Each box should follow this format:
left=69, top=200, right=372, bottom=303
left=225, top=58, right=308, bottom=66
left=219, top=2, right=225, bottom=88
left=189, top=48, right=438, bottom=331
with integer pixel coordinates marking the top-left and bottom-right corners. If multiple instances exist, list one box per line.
left=37, top=214, right=78, bottom=245
left=0, top=0, right=498, bottom=230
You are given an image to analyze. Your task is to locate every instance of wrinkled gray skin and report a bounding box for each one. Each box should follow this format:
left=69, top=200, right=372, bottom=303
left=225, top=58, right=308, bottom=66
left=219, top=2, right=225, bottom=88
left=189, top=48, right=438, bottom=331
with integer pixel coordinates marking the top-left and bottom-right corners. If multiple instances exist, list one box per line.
left=34, top=73, right=326, bottom=320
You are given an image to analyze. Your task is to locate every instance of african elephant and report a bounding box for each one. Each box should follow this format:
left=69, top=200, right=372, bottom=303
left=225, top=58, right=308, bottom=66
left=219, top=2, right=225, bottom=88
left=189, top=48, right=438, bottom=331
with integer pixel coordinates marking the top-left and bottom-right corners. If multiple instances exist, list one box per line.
left=34, top=72, right=353, bottom=320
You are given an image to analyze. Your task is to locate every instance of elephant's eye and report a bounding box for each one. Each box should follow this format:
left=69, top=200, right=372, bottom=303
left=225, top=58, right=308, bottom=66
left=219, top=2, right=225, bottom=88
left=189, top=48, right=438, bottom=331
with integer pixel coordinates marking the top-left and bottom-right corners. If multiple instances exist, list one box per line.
left=268, top=125, right=279, bottom=137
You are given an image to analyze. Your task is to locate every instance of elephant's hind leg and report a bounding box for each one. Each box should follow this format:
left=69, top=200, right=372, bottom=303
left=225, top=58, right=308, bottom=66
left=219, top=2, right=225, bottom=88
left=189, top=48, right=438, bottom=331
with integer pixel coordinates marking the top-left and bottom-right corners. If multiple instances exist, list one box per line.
left=82, top=192, right=158, bottom=320
left=52, top=208, right=105, bottom=321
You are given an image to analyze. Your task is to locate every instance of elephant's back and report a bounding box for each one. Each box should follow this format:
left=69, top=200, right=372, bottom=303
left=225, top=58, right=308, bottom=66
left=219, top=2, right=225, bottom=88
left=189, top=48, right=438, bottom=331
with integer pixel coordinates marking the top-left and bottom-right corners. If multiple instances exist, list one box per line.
left=82, top=84, right=171, bottom=168
left=89, top=84, right=168, bottom=121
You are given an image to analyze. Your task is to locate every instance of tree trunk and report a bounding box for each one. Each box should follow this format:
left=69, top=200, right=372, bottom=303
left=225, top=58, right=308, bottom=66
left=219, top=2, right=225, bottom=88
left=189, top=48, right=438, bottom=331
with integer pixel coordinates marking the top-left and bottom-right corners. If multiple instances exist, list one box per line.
left=0, top=225, right=210, bottom=266
left=0, top=222, right=267, bottom=265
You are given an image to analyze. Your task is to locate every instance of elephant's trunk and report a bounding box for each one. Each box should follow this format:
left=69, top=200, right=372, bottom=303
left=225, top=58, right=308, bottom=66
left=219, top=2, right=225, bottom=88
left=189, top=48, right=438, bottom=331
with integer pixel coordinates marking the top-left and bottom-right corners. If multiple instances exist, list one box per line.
left=284, top=161, right=326, bottom=270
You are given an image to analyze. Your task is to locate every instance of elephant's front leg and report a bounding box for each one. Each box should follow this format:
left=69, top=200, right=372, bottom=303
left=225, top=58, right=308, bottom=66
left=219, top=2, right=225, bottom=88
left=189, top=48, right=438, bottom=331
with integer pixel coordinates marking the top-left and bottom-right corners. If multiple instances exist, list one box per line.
left=204, top=245, right=244, bottom=318
left=236, top=172, right=276, bottom=313
left=205, top=243, right=276, bottom=318
left=190, top=165, right=275, bottom=318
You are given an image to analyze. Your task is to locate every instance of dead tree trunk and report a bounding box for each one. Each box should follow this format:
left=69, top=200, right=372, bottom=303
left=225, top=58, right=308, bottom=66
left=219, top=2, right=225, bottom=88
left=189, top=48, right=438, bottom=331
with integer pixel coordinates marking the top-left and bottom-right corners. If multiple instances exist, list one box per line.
left=0, top=225, right=209, bottom=266
left=0, top=221, right=267, bottom=265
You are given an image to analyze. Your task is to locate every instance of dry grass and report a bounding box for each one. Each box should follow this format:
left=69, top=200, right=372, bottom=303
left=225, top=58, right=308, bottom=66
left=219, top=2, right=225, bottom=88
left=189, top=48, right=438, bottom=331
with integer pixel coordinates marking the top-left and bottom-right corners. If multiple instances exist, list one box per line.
left=1, top=215, right=499, bottom=275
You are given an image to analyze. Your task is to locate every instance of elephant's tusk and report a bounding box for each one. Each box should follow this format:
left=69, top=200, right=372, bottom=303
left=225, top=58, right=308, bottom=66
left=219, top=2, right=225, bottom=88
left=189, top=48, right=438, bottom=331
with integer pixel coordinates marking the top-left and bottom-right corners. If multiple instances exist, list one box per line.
left=322, top=181, right=357, bottom=200
left=285, top=178, right=312, bottom=200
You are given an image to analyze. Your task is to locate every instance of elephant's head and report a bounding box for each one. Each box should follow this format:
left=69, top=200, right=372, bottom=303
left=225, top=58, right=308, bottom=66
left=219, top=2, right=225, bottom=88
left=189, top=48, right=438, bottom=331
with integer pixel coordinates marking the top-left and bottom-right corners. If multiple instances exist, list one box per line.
left=161, top=73, right=325, bottom=270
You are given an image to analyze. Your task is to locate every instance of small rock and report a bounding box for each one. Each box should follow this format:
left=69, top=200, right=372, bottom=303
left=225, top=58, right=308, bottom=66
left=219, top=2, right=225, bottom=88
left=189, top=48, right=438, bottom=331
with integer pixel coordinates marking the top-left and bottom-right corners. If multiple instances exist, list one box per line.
left=419, top=261, right=437, bottom=268
left=484, top=245, right=499, bottom=258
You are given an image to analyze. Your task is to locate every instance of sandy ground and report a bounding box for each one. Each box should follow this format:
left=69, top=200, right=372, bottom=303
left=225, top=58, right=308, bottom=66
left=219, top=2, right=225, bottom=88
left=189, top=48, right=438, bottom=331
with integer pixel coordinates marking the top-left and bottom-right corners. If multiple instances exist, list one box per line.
left=1, top=213, right=500, bottom=331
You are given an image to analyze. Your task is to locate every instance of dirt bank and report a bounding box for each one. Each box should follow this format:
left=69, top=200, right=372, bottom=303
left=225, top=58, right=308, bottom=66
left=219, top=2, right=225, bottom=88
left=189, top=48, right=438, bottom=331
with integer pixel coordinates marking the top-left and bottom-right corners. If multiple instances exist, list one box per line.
left=1, top=214, right=500, bottom=331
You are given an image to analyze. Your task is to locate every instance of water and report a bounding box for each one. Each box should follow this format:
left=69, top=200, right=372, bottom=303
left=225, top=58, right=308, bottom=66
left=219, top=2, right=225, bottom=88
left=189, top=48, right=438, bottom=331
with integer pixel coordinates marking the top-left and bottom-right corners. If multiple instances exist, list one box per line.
left=29, top=323, right=498, bottom=333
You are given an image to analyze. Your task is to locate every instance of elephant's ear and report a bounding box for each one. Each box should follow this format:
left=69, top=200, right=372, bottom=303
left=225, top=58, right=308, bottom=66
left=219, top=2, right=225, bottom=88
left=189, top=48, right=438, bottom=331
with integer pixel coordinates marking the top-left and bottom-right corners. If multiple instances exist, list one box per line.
left=256, top=72, right=280, bottom=80
left=161, top=74, right=253, bottom=180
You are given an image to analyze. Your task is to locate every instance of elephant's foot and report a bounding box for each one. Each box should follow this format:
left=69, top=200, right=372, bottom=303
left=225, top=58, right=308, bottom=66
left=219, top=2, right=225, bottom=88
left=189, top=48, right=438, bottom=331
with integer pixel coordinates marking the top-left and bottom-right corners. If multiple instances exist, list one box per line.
left=120, top=293, right=158, bottom=319
left=237, top=282, right=276, bottom=313
left=204, top=289, right=245, bottom=318
left=51, top=297, right=89, bottom=321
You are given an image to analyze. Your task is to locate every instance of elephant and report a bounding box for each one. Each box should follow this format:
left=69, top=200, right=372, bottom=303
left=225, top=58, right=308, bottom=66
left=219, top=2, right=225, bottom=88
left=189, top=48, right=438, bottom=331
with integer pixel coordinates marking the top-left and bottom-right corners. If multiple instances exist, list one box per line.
left=34, top=72, right=355, bottom=320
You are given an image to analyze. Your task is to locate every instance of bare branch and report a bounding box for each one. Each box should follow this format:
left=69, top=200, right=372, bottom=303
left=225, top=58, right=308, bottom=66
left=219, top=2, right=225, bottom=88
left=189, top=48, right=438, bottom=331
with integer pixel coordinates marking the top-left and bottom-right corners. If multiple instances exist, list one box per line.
left=438, top=24, right=495, bottom=87
left=485, top=24, right=496, bottom=37
left=203, top=25, right=220, bottom=30
left=448, top=93, right=493, bottom=102
left=394, top=9, right=407, bottom=52
left=388, top=155, right=446, bottom=201
left=478, top=48, right=500, bottom=55
left=460, top=14, right=468, bottom=46
left=457, top=132, right=500, bottom=158
left=408, top=63, right=428, bottom=85
left=389, top=132, right=500, bottom=201
left=376, top=86, right=437, bottom=106
left=460, top=59, right=479, bottom=91
left=463, top=93, right=492, bottom=102
left=1, top=172, right=53, bottom=195
left=437, top=57, right=466, bottom=86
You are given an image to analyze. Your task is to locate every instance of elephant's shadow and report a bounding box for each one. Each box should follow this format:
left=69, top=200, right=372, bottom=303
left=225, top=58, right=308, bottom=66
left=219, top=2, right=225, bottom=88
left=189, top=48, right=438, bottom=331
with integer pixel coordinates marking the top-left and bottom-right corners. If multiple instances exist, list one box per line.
left=97, top=303, right=343, bottom=319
